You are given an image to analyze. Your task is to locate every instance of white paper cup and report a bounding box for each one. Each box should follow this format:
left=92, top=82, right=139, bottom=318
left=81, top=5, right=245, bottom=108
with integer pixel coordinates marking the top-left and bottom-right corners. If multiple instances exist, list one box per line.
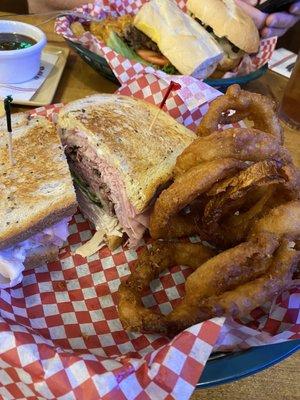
left=0, top=21, right=47, bottom=84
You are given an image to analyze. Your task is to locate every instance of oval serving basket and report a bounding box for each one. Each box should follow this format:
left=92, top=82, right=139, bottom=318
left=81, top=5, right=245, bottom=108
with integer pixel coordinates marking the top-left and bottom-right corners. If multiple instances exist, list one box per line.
left=66, top=39, right=268, bottom=88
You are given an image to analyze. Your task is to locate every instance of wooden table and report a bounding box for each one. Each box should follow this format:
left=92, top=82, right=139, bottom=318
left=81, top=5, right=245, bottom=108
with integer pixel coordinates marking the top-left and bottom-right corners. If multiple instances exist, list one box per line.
left=1, top=12, right=299, bottom=400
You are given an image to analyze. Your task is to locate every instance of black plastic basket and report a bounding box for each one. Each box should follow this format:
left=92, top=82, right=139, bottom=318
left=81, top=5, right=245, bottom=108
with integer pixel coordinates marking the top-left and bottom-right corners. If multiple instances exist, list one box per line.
left=67, top=39, right=119, bottom=85
left=67, top=39, right=268, bottom=89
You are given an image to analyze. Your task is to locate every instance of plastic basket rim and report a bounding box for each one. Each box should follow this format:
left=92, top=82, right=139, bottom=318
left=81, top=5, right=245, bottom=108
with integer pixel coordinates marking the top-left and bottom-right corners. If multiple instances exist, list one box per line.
left=66, top=39, right=268, bottom=87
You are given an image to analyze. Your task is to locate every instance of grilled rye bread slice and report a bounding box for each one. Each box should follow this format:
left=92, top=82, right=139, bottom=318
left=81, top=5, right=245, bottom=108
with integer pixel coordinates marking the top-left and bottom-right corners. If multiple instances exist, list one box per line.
left=0, top=113, right=77, bottom=250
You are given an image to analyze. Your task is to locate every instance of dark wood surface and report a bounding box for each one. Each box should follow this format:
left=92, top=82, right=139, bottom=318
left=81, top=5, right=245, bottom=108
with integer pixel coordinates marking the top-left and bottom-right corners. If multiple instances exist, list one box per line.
left=0, top=0, right=28, bottom=14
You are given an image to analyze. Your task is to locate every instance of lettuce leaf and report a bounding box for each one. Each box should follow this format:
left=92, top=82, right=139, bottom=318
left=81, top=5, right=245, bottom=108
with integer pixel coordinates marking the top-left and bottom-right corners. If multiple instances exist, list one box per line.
left=161, top=64, right=179, bottom=75
left=107, top=32, right=179, bottom=75
left=106, top=31, right=154, bottom=67
left=72, top=173, right=103, bottom=208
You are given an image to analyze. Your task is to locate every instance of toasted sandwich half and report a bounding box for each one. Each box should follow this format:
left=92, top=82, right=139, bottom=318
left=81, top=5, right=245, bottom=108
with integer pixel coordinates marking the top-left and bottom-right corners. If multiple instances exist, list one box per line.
left=0, top=114, right=77, bottom=288
left=57, top=94, right=196, bottom=254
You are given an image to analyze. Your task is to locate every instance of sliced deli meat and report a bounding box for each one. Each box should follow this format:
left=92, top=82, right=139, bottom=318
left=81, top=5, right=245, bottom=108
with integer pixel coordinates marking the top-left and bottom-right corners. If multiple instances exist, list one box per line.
left=58, top=94, right=196, bottom=250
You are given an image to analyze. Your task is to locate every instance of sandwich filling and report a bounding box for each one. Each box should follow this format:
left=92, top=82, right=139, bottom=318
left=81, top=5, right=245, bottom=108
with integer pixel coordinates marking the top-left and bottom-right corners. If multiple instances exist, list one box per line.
left=91, top=15, right=178, bottom=74
left=0, top=218, right=71, bottom=288
left=122, top=25, right=178, bottom=74
left=193, top=18, right=244, bottom=72
left=87, top=0, right=223, bottom=77
left=63, top=130, right=150, bottom=248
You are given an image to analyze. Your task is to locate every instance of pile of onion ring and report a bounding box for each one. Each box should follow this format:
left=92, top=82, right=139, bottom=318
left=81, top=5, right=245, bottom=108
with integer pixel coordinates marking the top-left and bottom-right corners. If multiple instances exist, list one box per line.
left=118, top=85, right=300, bottom=334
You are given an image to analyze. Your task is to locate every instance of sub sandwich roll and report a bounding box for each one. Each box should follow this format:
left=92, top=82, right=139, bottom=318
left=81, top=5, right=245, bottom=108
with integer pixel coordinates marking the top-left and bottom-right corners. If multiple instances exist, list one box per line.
left=133, top=0, right=223, bottom=78
left=187, top=0, right=260, bottom=75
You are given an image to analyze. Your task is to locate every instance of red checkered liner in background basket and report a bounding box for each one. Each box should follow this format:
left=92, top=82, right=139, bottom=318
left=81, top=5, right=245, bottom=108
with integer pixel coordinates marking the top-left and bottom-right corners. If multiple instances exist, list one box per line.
left=0, top=76, right=299, bottom=400
left=54, top=0, right=277, bottom=86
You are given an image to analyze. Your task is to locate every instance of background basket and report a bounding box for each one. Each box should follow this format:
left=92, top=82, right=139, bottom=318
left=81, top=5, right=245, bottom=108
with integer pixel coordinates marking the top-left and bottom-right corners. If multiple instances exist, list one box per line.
left=66, top=39, right=268, bottom=89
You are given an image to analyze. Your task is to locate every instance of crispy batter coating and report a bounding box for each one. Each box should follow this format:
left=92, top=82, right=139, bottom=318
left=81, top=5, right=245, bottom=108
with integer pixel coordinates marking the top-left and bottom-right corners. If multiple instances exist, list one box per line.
left=195, top=241, right=300, bottom=321
left=197, top=85, right=283, bottom=143
left=167, top=234, right=281, bottom=332
left=221, top=187, right=275, bottom=245
left=202, top=161, right=287, bottom=247
left=249, top=201, right=300, bottom=241
left=119, top=202, right=300, bottom=334
left=184, top=234, right=278, bottom=299
left=118, top=241, right=216, bottom=333
left=201, top=163, right=300, bottom=248
left=174, top=128, right=290, bottom=178
left=152, top=158, right=298, bottom=246
left=123, top=241, right=216, bottom=293
left=150, top=158, right=245, bottom=239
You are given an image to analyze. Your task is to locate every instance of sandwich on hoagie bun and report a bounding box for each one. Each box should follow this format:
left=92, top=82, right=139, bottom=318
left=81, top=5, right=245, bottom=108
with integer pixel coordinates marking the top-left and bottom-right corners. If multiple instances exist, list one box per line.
left=71, top=0, right=260, bottom=79
left=78, top=0, right=224, bottom=79
left=187, top=0, right=260, bottom=77
left=131, top=0, right=223, bottom=78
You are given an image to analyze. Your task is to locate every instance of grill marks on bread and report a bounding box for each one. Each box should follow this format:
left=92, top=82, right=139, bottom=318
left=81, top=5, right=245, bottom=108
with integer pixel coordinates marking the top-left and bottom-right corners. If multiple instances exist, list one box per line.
left=1, top=120, right=66, bottom=202
left=58, top=95, right=196, bottom=212
left=0, top=115, right=76, bottom=247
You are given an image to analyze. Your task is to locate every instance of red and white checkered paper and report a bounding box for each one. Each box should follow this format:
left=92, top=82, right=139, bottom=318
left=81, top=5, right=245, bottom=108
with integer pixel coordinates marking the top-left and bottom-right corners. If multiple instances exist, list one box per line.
left=1, top=77, right=299, bottom=400
left=55, top=0, right=277, bottom=88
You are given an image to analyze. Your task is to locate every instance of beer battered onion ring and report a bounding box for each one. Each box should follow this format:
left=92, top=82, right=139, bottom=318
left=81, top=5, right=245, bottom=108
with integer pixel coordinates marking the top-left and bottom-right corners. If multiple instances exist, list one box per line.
left=197, top=84, right=283, bottom=143
left=174, top=128, right=291, bottom=178
left=150, top=159, right=298, bottom=244
left=201, top=161, right=297, bottom=248
left=176, top=241, right=299, bottom=327
left=118, top=241, right=216, bottom=333
left=149, top=158, right=245, bottom=240
left=118, top=202, right=300, bottom=333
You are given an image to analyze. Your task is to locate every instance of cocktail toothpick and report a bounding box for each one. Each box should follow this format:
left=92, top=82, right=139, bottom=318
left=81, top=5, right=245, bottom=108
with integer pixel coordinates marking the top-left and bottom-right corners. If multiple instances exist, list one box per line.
left=0, top=101, right=4, bottom=118
left=149, top=81, right=181, bottom=132
left=4, top=96, right=15, bottom=166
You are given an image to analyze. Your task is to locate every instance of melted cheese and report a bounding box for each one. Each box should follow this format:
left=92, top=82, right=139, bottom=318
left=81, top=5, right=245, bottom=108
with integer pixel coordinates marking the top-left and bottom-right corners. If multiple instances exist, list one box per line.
left=75, top=230, right=107, bottom=258
left=74, top=186, right=123, bottom=258
left=134, top=0, right=223, bottom=77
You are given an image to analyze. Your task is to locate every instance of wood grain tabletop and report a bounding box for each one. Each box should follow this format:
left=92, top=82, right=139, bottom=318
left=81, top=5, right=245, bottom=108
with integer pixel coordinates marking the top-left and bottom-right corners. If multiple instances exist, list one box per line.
left=1, top=11, right=299, bottom=399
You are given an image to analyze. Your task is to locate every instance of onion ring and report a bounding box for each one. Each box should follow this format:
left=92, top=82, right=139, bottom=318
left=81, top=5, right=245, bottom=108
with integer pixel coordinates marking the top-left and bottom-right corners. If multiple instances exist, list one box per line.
left=174, top=128, right=290, bottom=178
left=150, top=158, right=245, bottom=239
left=193, top=241, right=300, bottom=321
left=201, top=161, right=287, bottom=247
left=166, top=233, right=279, bottom=331
left=197, top=84, right=283, bottom=143
left=249, top=201, right=300, bottom=241
left=118, top=241, right=216, bottom=333
left=118, top=233, right=280, bottom=333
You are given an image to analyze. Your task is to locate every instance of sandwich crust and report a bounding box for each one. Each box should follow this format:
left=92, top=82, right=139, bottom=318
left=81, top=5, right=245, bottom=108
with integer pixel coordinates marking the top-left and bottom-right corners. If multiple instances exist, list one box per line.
left=58, top=94, right=196, bottom=214
left=0, top=114, right=77, bottom=249
left=187, top=0, right=260, bottom=54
